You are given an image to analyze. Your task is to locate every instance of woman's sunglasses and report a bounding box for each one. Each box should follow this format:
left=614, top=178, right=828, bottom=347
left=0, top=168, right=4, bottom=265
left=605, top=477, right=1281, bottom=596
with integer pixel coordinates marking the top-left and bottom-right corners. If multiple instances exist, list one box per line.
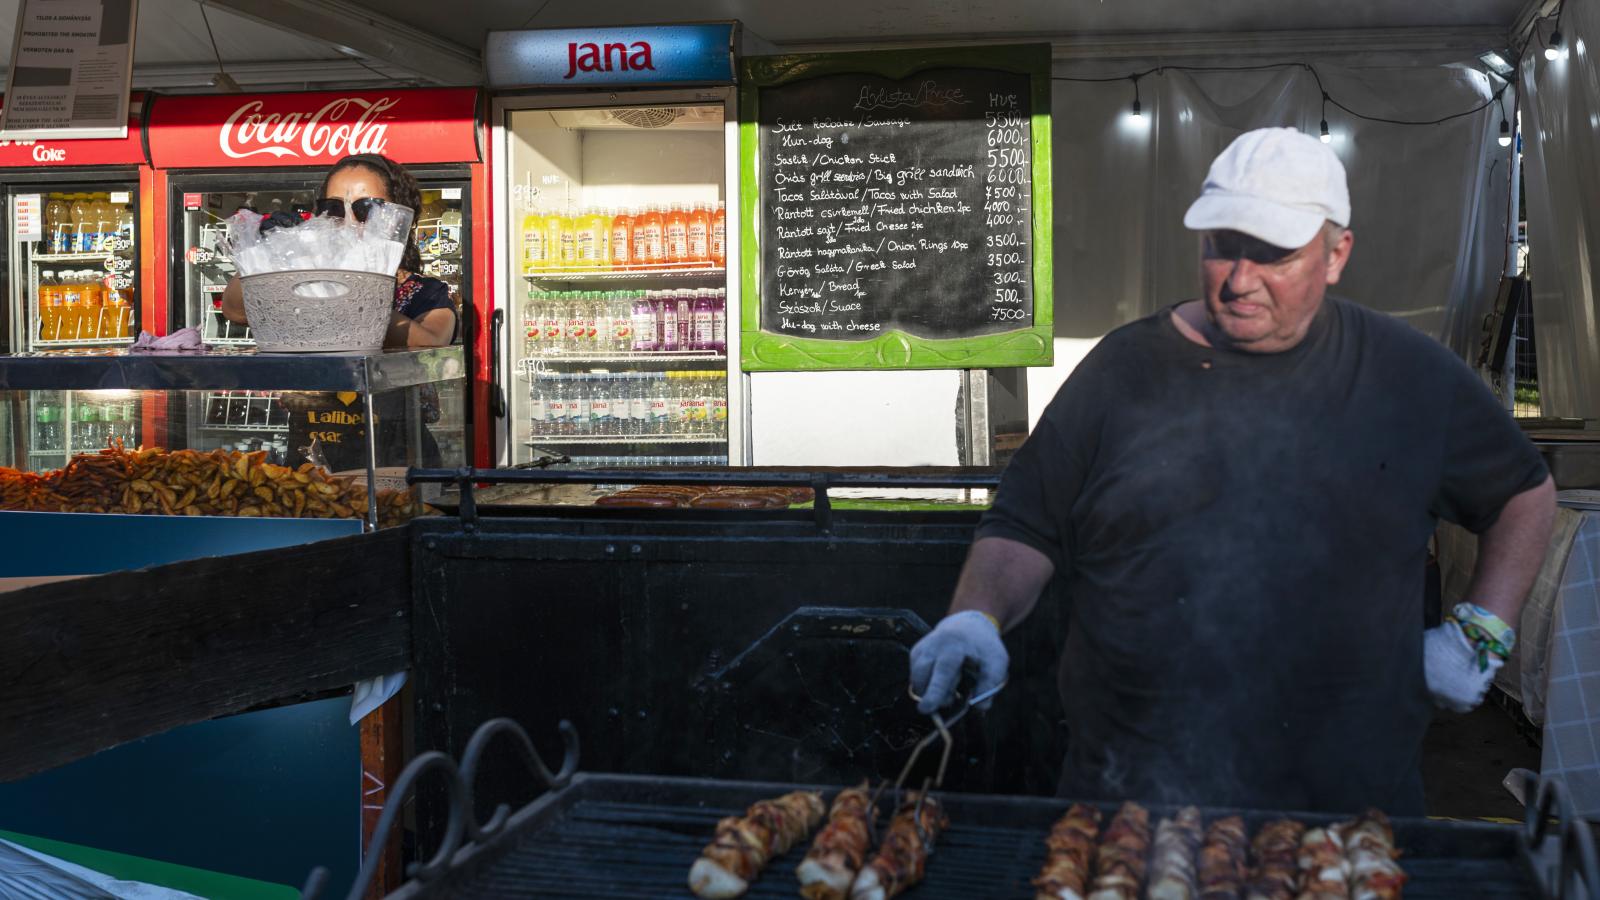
left=314, top=196, right=389, bottom=222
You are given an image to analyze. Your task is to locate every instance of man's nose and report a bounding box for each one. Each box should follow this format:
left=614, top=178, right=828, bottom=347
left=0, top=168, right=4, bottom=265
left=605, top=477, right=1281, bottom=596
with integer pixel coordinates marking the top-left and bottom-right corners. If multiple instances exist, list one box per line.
left=1224, top=256, right=1263, bottom=296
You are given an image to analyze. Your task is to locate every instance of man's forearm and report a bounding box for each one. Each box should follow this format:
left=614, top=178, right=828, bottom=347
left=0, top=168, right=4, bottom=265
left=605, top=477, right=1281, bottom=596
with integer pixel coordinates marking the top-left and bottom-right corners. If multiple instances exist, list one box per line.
left=948, top=536, right=1056, bottom=632
left=1466, top=475, right=1557, bottom=624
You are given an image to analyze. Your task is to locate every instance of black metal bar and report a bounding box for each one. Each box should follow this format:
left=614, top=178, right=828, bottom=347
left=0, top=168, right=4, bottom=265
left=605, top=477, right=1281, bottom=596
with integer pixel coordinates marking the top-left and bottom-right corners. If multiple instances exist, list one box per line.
left=810, top=472, right=832, bottom=532
left=455, top=466, right=478, bottom=531
left=407, top=466, right=1000, bottom=491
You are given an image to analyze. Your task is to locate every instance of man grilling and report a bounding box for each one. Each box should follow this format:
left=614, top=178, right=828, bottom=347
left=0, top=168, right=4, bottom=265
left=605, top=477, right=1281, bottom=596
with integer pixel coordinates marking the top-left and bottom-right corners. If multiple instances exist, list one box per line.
left=910, top=127, right=1555, bottom=815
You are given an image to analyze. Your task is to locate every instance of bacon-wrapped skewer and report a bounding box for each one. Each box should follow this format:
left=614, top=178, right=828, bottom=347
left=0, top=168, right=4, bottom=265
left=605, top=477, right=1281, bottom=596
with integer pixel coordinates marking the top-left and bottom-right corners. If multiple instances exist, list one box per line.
left=1294, top=825, right=1350, bottom=899
left=1198, top=816, right=1249, bottom=900
left=1031, top=803, right=1102, bottom=900
left=798, top=782, right=879, bottom=900
left=1203, top=813, right=1248, bottom=896
left=849, top=792, right=947, bottom=900
left=688, top=790, right=826, bottom=899
left=1343, top=810, right=1406, bottom=900
left=1245, top=819, right=1306, bottom=900
left=1087, top=801, right=1151, bottom=900
left=1148, top=806, right=1204, bottom=900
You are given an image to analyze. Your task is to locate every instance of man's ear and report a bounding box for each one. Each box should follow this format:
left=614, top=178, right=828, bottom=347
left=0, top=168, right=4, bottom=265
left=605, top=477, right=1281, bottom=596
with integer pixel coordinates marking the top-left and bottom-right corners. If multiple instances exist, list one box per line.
left=1325, top=229, right=1355, bottom=286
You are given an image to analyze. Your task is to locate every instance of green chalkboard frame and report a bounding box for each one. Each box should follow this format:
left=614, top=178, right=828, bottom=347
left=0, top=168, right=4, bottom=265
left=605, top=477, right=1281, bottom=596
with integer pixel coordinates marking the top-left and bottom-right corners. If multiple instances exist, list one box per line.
left=739, top=44, right=1054, bottom=371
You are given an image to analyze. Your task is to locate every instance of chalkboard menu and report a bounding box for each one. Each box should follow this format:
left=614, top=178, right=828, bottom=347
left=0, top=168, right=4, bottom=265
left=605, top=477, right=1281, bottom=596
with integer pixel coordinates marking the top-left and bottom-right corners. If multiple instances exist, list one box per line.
left=741, top=45, right=1053, bottom=371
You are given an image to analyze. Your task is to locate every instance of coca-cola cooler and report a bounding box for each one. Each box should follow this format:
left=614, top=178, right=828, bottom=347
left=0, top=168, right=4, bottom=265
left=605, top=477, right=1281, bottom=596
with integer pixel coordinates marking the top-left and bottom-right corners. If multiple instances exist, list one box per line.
left=145, top=88, right=488, bottom=464
left=0, top=94, right=151, bottom=471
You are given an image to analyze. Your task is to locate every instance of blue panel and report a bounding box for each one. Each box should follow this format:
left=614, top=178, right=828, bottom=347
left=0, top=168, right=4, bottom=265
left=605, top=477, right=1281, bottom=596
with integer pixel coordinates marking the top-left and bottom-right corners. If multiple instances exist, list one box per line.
left=0, top=512, right=366, bottom=893
left=486, top=24, right=735, bottom=87
left=0, top=511, right=362, bottom=577
left=0, top=698, right=358, bottom=896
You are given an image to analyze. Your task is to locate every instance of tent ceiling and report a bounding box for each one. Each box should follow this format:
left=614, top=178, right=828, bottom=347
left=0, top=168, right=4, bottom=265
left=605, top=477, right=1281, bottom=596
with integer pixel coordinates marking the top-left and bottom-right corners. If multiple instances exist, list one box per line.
left=0, top=0, right=1546, bottom=90
left=348, top=0, right=1533, bottom=50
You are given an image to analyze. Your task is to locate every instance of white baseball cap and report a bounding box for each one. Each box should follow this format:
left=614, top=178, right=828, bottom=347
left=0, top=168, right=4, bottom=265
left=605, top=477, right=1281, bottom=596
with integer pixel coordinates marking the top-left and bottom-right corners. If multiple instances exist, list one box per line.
left=1183, top=127, right=1350, bottom=249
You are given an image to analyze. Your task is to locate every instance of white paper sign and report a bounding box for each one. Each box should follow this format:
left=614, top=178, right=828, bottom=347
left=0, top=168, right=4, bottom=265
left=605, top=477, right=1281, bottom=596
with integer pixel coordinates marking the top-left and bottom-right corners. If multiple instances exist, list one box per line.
left=0, top=0, right=138, bottom=140
left=13, top=193, right=41, bottom=241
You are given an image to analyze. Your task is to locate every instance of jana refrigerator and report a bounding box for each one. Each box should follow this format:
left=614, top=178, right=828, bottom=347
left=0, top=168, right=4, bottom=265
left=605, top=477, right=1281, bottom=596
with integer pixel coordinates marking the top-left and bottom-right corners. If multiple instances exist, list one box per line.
left=0, top=96, right=150, bottom=471
left=494, top=89, right=740, bottom=467
left=146, top=88, right=485, bottom=466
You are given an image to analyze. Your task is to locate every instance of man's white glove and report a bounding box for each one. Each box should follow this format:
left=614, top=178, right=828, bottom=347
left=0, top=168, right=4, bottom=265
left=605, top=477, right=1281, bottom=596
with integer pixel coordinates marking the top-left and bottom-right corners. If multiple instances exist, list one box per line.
left=909, top=610, right=1009, bottom=715
left=1424, top=620, right=1503, bottom=713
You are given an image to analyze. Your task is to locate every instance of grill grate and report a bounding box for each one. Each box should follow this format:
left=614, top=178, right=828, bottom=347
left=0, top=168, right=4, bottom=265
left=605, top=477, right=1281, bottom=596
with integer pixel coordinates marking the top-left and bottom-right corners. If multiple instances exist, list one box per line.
left=444, top=796, right=1536, bottom=900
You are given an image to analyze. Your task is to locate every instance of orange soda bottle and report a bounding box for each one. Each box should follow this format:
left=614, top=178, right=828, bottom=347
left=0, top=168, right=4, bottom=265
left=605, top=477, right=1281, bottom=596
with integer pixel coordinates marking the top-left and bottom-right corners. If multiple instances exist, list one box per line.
left=80, top=270, right=105, bottom=338
left=610, top=208, right=634, bottom=270
left=38, top=270, right=59, bottom=340
left=665, top=204, right=689, bottom=265
left=58, top=271, right=83, bottom=340
left=687, top=204, right=711, bottom=265
left=639, top=205, right=666, bottom=268
left=710, top=201, right=727, bottom=268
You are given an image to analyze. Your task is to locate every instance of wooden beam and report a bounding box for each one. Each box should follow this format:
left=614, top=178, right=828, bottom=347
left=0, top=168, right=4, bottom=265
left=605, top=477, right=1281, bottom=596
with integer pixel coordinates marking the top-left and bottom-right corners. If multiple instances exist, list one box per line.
left=0, top=528, right=410, bottom=782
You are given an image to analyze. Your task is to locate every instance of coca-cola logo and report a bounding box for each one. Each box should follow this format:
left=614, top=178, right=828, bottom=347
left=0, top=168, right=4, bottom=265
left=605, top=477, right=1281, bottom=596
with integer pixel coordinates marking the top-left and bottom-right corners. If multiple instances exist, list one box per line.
left=219, top=96, right=398, bottom=160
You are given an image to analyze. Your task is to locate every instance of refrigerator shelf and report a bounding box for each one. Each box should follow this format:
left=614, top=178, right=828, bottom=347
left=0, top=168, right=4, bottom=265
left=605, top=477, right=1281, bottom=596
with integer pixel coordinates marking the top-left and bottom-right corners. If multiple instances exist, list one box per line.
left=31, top=252, right=120, bottom=263
left=34, top=336, right=138, bottom=349
left=198, top=424, right=286, bottom=434
left=525, top=434, right=724, bottom=446
left=518, top=352, right=726, bottom=371
left=522, top=266, right=725, bottom=283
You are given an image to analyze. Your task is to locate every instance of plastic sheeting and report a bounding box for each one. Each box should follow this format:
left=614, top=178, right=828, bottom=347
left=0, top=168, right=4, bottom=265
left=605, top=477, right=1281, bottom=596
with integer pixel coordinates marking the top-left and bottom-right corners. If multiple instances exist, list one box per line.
left=1520, top=10, right=1600, bottom=419
left=1047, top=61, right=1510, bottom=355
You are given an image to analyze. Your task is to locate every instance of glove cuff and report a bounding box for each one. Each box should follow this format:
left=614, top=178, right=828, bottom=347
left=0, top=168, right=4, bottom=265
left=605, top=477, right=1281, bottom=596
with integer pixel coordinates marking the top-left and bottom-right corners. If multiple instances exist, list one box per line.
left=1447, top=603, right=1516, bottom=671
left=947, top=609, right=1002, bottom=634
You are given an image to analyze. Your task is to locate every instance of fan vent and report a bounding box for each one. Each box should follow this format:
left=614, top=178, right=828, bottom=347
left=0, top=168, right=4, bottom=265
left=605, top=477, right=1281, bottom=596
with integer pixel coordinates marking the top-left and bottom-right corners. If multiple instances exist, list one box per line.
left=609, top=107, right=684, bottom=128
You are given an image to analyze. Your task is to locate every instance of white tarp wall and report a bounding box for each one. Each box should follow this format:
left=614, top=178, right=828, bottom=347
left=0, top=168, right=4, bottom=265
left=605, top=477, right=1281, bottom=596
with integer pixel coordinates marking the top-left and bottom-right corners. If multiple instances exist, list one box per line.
left=1521, top=9, right=1600, bottom=420
left=752, top=51, right=1514, bottom=460
left=1029, top=59, right=1511, bottom=423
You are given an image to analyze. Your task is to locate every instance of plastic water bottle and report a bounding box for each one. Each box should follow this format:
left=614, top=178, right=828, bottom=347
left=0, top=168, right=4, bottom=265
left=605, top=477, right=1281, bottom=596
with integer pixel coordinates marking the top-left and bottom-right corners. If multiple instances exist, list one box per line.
left=632, top=294, right=656, bottom=353
left=627, top=374, right=648, bottom=436
left=590, top=374, right=615, bottom=435
left=610, top=293, right=633, bottom=353
left=711, top=289, right=727, bottom=355
left=692, top=291, right=715, bottom=352
left=646, top=373, right=671, bottom=435
left=571, top=374, right=592, bottom=435
left=528, top=379, right=549, bottom=436
left=660, top=295, right=679, bottom=352
left=524, top=291, right=544, bottom=358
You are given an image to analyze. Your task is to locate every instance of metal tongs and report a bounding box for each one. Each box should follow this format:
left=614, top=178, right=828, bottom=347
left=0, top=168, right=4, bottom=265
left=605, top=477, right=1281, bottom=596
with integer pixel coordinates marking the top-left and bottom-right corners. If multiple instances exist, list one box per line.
left=879, top=670, right=1007, bottom=843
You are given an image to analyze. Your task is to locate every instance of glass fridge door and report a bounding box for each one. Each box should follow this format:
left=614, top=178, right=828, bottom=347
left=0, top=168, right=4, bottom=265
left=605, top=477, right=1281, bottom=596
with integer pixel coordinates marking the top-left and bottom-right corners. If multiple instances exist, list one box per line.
left=8, top=185, right=139, bottom=351
left=505, top=102, right=730, bottom=468
left=177, top=180, right=469, bottom=459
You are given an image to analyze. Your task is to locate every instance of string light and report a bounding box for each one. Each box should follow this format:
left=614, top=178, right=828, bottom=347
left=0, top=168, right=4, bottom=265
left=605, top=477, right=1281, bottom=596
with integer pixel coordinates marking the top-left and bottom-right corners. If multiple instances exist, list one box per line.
left=1130, top=76, right=1143, bottom=119
left=1319, top=92, right=1331, bottom=143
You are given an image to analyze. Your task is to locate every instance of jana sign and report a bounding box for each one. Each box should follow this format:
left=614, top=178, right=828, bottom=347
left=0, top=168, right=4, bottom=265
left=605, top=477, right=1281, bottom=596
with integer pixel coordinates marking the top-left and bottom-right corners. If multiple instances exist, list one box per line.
left=485, top=24, right=735, bottom=88
left=147, top=88, right=480, bottom=169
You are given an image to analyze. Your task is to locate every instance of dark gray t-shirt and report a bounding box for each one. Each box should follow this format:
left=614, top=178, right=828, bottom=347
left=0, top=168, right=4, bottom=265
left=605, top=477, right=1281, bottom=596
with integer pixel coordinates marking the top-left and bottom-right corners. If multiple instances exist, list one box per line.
left=978, top=296, right=1547, bottom=814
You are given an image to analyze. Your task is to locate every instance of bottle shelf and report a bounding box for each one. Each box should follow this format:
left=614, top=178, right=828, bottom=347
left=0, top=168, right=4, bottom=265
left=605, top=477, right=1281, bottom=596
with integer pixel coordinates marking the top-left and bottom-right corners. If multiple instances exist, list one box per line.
left=526, top=434, right=725, bottom=445
left=32, top=252, right=124, bottom=262
left=518, top=352, right=726, bottom=371
left=198, top=424, right=287, bottom=434
left=522, top=266, right=725, bottom=283
left=33, top=336, right=138, bottom=348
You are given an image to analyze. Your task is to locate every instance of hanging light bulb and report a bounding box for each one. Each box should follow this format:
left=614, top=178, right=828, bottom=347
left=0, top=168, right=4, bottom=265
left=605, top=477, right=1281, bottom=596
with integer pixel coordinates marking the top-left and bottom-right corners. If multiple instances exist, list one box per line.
left=1319, top=119, right=1331, bottom=143
left=1129, top=76, right=1143, bottom=120
left=1499, top=118, right=1513, bottom=147
left=1547, top=29, right=1563, bottom=60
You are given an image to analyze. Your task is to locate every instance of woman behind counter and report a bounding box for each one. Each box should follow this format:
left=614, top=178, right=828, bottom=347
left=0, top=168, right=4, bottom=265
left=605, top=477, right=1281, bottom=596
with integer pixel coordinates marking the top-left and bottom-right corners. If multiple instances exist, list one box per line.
left=220, top=153, right=458, bottom=470
left=220, top=152, right=457, bottom=346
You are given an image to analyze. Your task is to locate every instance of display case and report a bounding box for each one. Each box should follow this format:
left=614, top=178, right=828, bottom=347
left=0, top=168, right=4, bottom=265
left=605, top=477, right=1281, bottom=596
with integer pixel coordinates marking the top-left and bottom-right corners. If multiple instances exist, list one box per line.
left=7, top=184, right=140, bottom=352
left=0, top=347, right=465, bottom=529
left=500, top=96, right=735, bottom=468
